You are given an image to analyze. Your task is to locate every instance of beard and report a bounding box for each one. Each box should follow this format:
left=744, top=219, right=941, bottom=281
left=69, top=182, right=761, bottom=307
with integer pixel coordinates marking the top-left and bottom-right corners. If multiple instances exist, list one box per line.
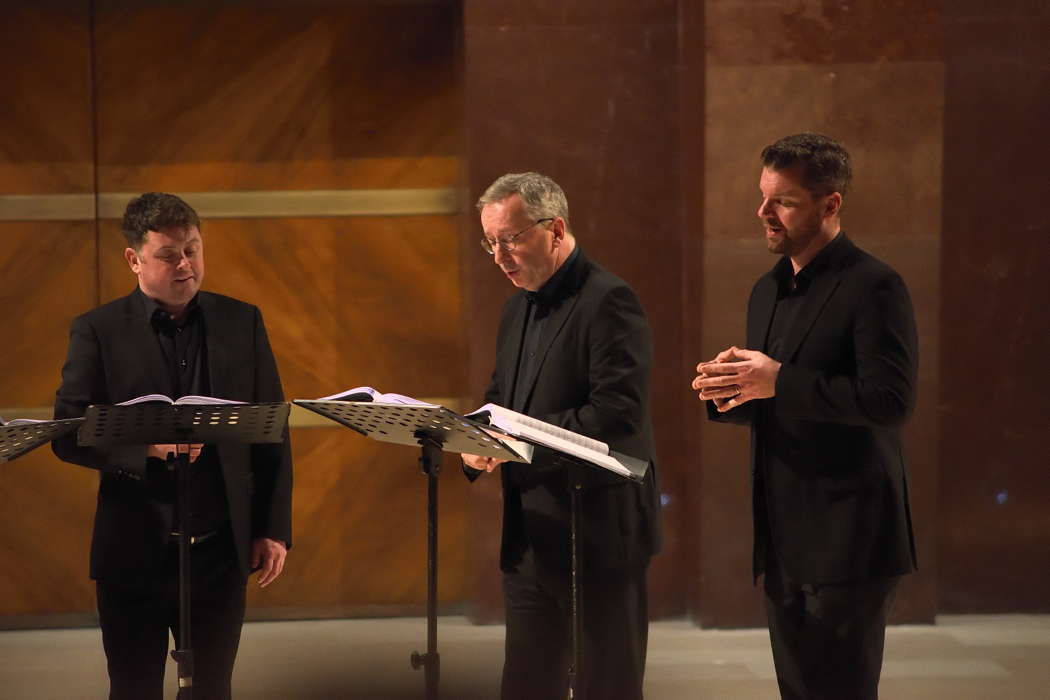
left=764, top=218, right=822, bottom=257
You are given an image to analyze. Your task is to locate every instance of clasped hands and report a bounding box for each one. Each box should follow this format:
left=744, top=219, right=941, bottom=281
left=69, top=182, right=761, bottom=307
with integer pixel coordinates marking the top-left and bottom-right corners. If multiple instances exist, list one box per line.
left=692, top=346, right=781, bottom=412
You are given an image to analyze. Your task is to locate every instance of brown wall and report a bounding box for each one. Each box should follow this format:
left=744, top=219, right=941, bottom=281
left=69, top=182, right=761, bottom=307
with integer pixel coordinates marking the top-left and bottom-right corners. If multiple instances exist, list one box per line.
left=2, top=0, right=1047, bottom=630
left=938, top=1, right=1050, bottom=613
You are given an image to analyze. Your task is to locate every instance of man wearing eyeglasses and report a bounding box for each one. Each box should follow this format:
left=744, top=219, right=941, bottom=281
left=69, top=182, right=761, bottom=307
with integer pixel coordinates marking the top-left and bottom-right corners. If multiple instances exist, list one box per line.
left=462, top=172, right=661, bottom=700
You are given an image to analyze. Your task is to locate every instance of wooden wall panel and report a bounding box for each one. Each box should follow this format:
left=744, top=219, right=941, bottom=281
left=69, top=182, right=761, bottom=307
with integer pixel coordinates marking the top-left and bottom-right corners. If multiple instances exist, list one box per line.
left=0, top=224, right=99, bottom=619
left=0, top=224, right=98, bottom=405
left=93, top=1, right=460, bottom=192
left=0, top=3, right=94, bottom=193
left=0, top=448, right=97, bottom=617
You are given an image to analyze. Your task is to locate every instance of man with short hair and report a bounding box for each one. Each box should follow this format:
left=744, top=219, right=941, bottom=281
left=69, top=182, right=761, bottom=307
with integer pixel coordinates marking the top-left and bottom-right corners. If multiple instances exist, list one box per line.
left=53, top=192, right=292, bottom=700
left=463, top=172, right=661, bottom=700
left=693, top=133, right=918, bottom=699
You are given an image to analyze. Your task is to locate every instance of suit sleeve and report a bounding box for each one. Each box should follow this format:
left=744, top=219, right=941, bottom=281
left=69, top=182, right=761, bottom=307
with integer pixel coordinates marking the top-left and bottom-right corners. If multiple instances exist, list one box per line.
left=52, top=315, right=150, bottom=477
left=705, top=398, right=756, bottom=426
left=534, top=284, right=653, bottom=487
left=248, top=307, right=294, bottom=546
left=774, top=271, right=918, bottom=427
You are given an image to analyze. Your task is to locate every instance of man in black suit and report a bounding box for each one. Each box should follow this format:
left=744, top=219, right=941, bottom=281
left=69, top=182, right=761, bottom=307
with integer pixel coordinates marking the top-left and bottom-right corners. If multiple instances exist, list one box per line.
left=462, top=172, right=660, bottom=700
left=53, top=192, right=292, bottom=700
left=693, top=133, right=918, bottom=700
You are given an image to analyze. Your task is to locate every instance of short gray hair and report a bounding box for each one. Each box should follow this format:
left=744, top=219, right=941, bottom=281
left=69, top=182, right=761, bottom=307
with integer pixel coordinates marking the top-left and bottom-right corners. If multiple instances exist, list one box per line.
left=476, top=172, right=571, bottom=230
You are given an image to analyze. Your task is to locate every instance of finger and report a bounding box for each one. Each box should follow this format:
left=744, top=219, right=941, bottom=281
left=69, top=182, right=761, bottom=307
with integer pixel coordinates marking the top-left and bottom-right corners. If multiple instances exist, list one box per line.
left=717, top=393, right=752, bottom=412
left=700, top=384, right=741, bottom=400
left=485, top=459, right=497, bottom=473
left=716, top=396, right=736, bottom=412
left=701, top=365, right=751, bottom=379
left=698, top=374, right=741, bottom=389
left=257, top=552, right=276, bottom=587
left=268, top=550, right=286, bottom=584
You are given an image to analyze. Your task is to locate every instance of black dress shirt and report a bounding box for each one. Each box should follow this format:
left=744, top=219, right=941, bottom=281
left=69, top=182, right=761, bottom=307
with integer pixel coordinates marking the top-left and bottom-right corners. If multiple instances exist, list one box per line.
left=137, top=289, right=228, bottom=537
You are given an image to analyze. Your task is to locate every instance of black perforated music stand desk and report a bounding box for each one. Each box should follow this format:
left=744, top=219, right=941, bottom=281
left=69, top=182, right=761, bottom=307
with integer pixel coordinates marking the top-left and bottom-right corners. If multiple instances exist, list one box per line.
left=79, top=401, right=290, bottom=699
left=0, top=418, right=84, bottom=464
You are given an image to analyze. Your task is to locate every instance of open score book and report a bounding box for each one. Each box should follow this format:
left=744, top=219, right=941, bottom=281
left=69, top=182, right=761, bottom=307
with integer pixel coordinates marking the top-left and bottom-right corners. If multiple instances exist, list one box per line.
left=466, top=404, right=645, bottom=480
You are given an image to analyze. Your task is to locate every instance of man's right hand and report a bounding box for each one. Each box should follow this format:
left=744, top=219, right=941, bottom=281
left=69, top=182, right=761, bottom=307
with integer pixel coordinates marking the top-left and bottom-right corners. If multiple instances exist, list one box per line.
left=462, top=453, right=506, bottom=473
left=148, top=443, right=204, bottom=462
left=691, top=345, right=747, bottom=409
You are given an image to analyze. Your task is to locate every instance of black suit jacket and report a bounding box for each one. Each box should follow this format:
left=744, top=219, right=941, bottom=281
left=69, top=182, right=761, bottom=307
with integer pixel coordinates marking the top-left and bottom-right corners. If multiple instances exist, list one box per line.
left=710, top=234, right=918, bottom=584
left=482, top=249, right=661, bottom=573
left=53, top=290, right=293, bottom=583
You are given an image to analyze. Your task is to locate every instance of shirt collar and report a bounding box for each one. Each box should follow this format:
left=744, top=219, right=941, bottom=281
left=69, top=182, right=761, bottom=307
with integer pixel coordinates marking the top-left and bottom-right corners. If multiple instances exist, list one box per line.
left=136, top=287, right=201, bottom=329
left=775, top=232, right=846, bottom=291
left=527, top=246, right=580, bottom=308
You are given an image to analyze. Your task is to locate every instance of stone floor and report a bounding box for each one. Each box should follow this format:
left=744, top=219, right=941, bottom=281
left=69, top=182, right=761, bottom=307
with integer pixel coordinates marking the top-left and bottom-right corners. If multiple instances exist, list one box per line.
left=1, top=614, right=1046, bottom=698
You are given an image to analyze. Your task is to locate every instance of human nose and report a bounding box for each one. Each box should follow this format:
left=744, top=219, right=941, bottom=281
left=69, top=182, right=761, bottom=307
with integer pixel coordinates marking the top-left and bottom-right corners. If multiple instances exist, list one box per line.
left=493, top=244, right=510, bottom=265
left=757, top=198, right=772, bottom=219
left=175, top=254, right=192, bottom=270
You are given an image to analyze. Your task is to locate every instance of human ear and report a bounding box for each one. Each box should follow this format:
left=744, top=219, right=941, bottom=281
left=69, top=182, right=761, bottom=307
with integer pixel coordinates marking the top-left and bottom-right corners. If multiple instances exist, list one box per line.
left=124, top=247, right=140, bottom=273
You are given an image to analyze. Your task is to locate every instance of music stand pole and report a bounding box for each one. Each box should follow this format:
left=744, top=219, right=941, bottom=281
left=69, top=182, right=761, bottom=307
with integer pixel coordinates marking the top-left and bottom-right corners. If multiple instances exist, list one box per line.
left=169, top=432, right=194, bottom=697
left=569, top=475, right=583, bottom=700
left=411, top=432, right=442, bottom=700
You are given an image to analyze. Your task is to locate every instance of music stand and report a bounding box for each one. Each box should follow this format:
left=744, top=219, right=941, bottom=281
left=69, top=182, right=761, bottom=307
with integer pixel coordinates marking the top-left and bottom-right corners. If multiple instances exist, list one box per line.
left=78, top=401, right=290, bottom=699
left=474, top=421, right=648, bottom=700
left=0, top=418, right=84, bottom=464
left=294, top=399, right=529, bottom=700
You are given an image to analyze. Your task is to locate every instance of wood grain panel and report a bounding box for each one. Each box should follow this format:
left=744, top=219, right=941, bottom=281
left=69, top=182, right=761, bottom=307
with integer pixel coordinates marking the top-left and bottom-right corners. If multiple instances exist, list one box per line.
left=0, top=429, right=98, bottom=616
left=0, top=3, right=94, bottom=194
left=247, top=428, right=470, bottom=610
left=0, top=223, right=98, bottom=406
left=94, top=1, right=461, bottom=192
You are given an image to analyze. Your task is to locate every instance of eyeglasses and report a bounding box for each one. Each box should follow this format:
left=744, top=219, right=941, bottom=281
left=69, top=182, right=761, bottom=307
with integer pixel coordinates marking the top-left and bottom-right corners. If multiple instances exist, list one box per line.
left=480, top=218, right=554, bottom=255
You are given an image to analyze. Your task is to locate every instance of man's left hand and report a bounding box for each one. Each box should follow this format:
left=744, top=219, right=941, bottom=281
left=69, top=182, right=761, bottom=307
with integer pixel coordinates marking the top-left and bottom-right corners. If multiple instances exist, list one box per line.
left=251, top=537, right=287, bottom=588
left=693, top=348, right=781, bottom=412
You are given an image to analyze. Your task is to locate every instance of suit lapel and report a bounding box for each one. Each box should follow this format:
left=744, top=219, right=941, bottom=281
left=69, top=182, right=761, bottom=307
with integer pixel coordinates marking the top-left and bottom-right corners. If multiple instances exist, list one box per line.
left=494, top=293, right=524, bottom=405
left=519, top=290, right=581, bottom=408
left=199, top=293, right=231, bottom=400
left=515, top=256, right=589, bottom=410
left=780, top=272, right=841, bottom=361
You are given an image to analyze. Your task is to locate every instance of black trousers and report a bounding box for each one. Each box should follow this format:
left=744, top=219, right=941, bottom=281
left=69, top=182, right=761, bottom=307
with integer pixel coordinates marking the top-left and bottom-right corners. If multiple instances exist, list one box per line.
left=763, top=556, right=899, bottom=700
left=95, top=528, right=247, bottom=700
left=501, top=546, right=649, bottom=700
